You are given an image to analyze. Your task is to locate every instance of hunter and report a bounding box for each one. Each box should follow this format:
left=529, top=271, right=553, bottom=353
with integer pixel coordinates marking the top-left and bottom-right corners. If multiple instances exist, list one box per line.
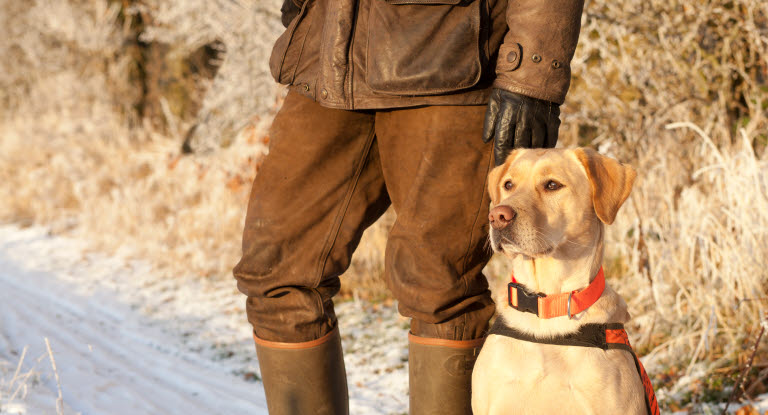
left=233, top=0, right=585, bottom=413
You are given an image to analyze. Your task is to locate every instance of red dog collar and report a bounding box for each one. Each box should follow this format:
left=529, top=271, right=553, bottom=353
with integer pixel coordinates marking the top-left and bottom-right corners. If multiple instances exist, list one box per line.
left=508, top=267, right=605, bottom=319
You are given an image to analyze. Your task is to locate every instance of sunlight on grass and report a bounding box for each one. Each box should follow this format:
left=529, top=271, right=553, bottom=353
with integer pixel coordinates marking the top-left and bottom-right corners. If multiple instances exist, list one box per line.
left=0, top=0, right=766, bottom=411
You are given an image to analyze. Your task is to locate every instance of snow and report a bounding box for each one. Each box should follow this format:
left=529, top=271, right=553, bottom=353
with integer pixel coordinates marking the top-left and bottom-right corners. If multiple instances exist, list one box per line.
left=0, top=227, right=265, bottom=414
left=0, top=226, right=409, bottom=415
left=2, top=224, right=766, bottom=415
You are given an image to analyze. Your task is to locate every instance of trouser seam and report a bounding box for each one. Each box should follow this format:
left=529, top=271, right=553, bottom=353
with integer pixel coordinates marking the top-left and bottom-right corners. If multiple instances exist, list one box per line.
left=450, top=142, right=493, bottom=341
left=459, top=144, right=494, bottom=299
left=313, top=125, right=377, bottom=288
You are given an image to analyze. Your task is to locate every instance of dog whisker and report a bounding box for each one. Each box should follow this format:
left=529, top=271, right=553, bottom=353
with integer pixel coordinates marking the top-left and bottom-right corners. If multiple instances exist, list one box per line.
left=562, top=239, right=591, bottom=248
left=530, top=226, right=590, bottom=250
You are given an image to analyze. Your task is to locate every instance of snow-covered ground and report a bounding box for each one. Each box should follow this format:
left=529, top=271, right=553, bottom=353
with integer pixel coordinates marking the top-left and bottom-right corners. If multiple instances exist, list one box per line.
left=4, top=225, right=768, bottom=415
left=0, top=226, right=408, bottom=415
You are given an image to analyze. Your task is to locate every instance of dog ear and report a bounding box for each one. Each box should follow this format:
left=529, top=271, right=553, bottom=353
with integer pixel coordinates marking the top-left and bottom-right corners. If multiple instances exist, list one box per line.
left=487, top=149, right=523, bottom=205
left=574, top=148, right=636, bottom=225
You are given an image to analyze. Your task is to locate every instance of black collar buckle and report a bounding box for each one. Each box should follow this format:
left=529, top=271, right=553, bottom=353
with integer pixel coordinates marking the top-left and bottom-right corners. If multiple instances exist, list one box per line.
left=508, top=282, right=545, bottom=316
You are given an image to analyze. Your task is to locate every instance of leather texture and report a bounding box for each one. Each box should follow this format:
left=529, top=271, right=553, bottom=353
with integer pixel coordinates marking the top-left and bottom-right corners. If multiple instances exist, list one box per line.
left=408, top=334, right=484, bottom=415
left=270, top=0, right=584, bottom=110
left=232, top=92, right=495, bottom=343
left=482, top=88, right=561, bottom=165
left=254, top=326, right=349, bottom=415
left=494, top=0, right=586, bottom=104
left=366, top=0, right=482, bottom=95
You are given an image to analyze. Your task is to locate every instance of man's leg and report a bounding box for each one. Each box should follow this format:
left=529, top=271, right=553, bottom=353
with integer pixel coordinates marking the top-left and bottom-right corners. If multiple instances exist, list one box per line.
left=233, top=92, right=390, bottom=415
left=375, top=105, right=495, bottom=415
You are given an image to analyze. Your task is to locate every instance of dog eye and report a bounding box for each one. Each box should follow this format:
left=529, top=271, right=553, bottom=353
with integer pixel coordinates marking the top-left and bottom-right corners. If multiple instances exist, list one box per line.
left=545, top=180, right=563, bottom=191
left=504, top=180, right=513, bottom=190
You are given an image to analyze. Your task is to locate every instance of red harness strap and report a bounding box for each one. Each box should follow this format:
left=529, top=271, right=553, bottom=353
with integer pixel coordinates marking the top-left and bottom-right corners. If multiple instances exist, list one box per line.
left=508, top=267, right=605, bottom=319
left=606, top=327, right=660, bottom=415
left=489, top=319, right=660, bottom=415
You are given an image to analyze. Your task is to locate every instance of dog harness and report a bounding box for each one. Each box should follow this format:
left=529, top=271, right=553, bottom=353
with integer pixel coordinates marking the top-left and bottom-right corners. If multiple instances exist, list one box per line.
left=489, top=318, right=660, bottom=415
left=508, top=267, right=606, bottom=319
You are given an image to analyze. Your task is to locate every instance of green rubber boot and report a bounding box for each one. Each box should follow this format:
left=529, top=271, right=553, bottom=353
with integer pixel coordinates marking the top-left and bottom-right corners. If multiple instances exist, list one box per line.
left=254, top=326, right=349, bottom=415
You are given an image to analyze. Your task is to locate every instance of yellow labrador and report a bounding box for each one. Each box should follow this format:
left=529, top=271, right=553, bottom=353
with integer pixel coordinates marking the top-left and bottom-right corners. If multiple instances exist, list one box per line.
left=472, top=148, right=658, bottom=415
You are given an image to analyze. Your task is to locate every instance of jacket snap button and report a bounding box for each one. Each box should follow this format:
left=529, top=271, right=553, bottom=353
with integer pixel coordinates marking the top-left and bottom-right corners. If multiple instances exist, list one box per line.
left=506, top=51, right=518, bottom=63
left=302, top=83, right=310, bottom=92
left=532, top=54, right=542, bottom=63
left=321, top=89, right=328, bottom=99
left=551, top=60, right=561, bottom=69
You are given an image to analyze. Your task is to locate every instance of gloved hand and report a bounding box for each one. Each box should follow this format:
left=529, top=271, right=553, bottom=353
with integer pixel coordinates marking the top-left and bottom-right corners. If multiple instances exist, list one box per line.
left=280, top=0, right=302, bottom=28
left=482, top=88, right=561, bottom=166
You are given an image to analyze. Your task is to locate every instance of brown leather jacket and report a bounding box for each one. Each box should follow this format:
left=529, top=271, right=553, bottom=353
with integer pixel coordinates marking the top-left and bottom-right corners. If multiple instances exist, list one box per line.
left=270, top=0, right=584, bottom=110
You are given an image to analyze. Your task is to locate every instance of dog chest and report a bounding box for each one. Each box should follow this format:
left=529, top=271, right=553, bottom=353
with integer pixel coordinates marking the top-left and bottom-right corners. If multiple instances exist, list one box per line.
left=472, top=334, right=646, bottom=415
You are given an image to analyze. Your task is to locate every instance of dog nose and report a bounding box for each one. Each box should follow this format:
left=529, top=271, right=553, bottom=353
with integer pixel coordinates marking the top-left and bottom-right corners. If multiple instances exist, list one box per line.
left=489, top=206, right=516, bottom=230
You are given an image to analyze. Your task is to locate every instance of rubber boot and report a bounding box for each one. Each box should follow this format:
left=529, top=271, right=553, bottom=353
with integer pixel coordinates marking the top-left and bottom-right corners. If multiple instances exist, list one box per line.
left=408, top=333, right=484, bottom=415
left=254, top=326, right=349, bottom=415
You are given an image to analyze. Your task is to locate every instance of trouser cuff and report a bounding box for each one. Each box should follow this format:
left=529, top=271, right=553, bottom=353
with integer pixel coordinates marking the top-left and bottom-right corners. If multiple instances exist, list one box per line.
left=253, top=325, right=339, bottom=349
left=408, top=332, right=485, bottom=348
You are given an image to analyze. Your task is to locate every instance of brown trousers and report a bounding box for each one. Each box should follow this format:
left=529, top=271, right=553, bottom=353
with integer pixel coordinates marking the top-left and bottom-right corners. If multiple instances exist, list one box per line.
left=233, top=92, right=495, bottom=343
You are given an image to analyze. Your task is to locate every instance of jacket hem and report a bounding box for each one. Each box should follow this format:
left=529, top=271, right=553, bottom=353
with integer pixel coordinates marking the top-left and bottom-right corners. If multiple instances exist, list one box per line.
left=289, top=84, right=492, bottom=110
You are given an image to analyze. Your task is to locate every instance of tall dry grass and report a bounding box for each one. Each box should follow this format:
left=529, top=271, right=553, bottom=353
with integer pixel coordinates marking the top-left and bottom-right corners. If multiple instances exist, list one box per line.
left=0, top=347, right=44, bottom=414
left=1, top=0, right=767, bottom=410
left=0, top=348, right=32, bottom=412
left=558, top=0, right=768, bottom=405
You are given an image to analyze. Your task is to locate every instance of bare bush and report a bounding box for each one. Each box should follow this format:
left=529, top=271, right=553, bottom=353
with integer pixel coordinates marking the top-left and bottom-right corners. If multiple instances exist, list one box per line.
left=138, top=0, right=284, bottom=150
left=0, top=0, right=124, bottom=125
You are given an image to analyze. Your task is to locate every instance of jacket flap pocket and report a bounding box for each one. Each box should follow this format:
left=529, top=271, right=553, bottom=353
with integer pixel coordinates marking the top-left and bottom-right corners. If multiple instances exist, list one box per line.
left=366, top=0, right=482, bottom=96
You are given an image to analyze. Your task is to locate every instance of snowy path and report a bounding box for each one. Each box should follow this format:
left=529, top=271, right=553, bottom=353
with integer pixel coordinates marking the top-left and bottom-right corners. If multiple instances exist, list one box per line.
left=0, top=228, right=267, bottom=414
left=0, top=226, right=409, bottom=415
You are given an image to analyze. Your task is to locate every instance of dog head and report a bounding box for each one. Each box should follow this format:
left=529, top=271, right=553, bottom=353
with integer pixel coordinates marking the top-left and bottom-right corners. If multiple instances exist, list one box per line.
left=487, top=148, right=636, bottom=259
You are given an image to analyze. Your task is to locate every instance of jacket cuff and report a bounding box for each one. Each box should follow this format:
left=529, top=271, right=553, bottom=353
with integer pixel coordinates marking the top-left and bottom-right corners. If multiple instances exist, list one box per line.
left=494, top=0, right=585, bottom=105
left=493, top=41, right=570, bottom=104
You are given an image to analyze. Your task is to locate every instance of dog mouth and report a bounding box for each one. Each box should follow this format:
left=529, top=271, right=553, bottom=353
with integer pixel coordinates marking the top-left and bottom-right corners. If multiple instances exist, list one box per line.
left=490, top=230, right=555, bottom=258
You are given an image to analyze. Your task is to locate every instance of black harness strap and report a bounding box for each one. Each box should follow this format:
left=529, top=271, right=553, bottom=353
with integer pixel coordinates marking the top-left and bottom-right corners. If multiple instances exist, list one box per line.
left=488, top=318, right=659, bottom=415
left=489, top=318, right=632, bottom=351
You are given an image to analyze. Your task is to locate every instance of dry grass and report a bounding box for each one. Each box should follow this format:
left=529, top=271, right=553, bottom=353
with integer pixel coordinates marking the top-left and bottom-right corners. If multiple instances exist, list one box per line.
left=1, top=0, right=767, bottom=410
left=0, top=347, right=39, bottom=414
left=0, top=0, right=279, bottom=279
left=557, top=0, right=768, bottom=405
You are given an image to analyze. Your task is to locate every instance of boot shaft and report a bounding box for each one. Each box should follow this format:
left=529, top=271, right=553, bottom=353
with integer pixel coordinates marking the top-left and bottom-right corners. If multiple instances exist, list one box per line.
left=409, top=334, right=484, bottom=415
left=255, top=327, right=349, bottom=415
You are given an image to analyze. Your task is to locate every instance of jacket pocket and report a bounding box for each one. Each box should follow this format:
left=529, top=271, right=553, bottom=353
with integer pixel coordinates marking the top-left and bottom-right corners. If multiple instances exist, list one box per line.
left=366, top=0, right=482, bottom=96
left=269, top=0, right=313, bottom=85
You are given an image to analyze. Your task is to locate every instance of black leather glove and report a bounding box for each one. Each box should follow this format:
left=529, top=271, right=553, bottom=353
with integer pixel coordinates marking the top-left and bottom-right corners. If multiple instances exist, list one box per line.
left=482, top=88, right=561, bottom=166
left=280, top=0, right=302, bottom=28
